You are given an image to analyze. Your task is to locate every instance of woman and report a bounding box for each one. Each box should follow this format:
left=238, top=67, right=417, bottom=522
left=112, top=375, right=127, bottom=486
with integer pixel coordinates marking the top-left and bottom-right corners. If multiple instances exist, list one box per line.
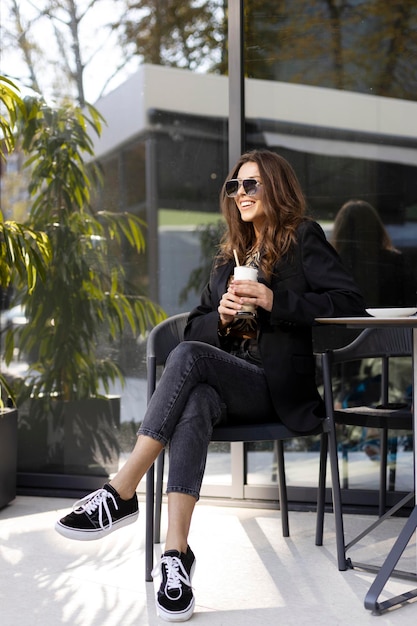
left=331, top=199, right=406, bottom=308
left=331, top=200, right=410, bottom=448
left=55, top=150, right=365, bottom=622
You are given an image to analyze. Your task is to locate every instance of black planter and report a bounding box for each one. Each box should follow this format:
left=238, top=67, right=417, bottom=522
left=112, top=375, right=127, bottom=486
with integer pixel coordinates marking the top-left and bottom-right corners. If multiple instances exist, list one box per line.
left=0, top=407, right=18, bottom=509
left=17, top=396, right=120, bottom=497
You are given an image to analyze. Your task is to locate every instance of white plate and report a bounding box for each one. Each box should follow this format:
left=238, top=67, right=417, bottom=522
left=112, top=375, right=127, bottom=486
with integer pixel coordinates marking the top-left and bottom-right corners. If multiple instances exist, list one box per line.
left=366, top=307, right=417, bottom=318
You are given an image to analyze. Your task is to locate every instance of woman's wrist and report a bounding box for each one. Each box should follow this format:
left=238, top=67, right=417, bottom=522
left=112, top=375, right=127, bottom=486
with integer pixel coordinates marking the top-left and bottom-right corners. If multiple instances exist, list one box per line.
left=218, top=317, right=232, bottom=337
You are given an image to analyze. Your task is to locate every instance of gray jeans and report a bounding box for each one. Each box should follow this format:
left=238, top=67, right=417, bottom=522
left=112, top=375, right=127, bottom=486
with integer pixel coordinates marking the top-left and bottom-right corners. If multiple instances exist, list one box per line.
left=138, top=340, right=276, bottom=499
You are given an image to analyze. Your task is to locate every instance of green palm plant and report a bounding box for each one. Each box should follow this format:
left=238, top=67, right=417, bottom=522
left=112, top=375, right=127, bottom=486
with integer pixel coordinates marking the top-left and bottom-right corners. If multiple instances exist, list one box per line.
left=0, top=77, right=51, bottom=297
left=1, top=89, right=165, bottom=478
left=4, top=95, right=165, bottom=404
left=0, top=76, right=52, bottom=404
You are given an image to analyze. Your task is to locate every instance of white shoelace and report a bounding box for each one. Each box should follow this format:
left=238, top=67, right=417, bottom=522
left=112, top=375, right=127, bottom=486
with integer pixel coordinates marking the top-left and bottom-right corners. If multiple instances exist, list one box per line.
left=152, top=554, right=192, bottom=599
left=73, top=488, right=118, bottom=530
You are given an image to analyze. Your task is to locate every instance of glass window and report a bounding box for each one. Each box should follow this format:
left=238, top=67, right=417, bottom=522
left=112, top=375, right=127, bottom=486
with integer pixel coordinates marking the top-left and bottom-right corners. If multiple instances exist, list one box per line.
left=243, top=0, right=417, bottom=502
left=108, top=4, right=230, bottom=490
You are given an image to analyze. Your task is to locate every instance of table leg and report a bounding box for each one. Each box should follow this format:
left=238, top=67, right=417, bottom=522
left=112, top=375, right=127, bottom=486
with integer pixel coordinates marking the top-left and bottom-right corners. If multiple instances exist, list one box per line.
left=415, top=327, right=417, bottom=507
left=364, top=507, right=417, bottom=613
left=363, top=326, right=417, bottom=614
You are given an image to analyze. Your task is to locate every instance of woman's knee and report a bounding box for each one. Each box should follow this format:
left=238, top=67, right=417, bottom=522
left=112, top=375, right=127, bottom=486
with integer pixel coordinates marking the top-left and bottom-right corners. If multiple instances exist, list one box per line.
left=175, top=383, right=223, bottom=431
left=167, top=340, right=206, bottom=366
left=191, top=383, right=222, bottom=420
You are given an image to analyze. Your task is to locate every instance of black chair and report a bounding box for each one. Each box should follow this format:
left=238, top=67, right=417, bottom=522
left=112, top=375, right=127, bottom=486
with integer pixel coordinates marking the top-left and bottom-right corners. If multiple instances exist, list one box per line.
left=315, top=327, right=413, bottom=572
left=144, top=312, right=326, bottom=581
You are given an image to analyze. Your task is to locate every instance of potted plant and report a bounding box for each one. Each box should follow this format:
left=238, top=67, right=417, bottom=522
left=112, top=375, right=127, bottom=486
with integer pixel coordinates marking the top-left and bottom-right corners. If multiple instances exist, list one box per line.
left=3, top=92, right=165, bottom=493
left=0, top=76, right=52, bottom=507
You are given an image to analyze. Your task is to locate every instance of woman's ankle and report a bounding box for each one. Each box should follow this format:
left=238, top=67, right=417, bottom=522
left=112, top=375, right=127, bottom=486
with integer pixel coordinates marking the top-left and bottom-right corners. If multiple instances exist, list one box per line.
left=164, top=542, right=188, bottom=554
left=109, top=480, right=136, bottom=501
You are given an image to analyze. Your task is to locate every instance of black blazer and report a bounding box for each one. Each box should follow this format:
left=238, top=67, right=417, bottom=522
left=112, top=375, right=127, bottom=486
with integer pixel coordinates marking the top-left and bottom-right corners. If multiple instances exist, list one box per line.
left=185, top=220, right=366, bottom=433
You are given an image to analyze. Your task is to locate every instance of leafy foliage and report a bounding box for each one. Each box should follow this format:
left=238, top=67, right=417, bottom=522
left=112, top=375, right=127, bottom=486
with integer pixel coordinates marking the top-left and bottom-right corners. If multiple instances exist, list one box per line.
left=4, top=1, right=417, bottom=103
left=0, top=76, right=24, bottom=157
left=0, top=214, right=51, bottom=293
left=179, top=219, right=225, bottom=304
left=0, top=77, right=51, bottom=294
left=4, top=96, right=165, bottom=404
left=243, top=0, right=417, bottom=99
left=0, top=75, right=52, bottom=406
left=114, top=0, right=225, bottom=70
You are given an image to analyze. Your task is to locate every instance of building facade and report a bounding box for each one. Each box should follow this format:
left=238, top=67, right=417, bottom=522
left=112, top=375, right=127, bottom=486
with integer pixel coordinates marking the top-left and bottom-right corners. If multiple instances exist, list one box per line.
left=89, top=2, right=417, bottom=509
left=11, top=1, right=416, bottom=507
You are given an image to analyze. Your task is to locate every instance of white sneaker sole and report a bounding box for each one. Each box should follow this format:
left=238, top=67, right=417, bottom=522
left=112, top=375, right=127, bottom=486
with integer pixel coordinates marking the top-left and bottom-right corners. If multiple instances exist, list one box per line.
left=156, top=596, right=195, bottom=623
left=54, top=510, right=139, bottom=541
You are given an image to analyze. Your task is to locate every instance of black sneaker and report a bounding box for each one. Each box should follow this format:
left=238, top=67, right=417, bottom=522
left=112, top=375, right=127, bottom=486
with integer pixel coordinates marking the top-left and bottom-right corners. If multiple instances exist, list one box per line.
left=55, top=483, right=139, bottom=541
left=153, top=546, right=196, bottom=622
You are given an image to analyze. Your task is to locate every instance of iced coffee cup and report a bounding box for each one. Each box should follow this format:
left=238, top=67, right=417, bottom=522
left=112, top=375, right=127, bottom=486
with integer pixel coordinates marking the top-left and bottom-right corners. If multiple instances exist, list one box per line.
left=233, top=265, right=258, bottom=318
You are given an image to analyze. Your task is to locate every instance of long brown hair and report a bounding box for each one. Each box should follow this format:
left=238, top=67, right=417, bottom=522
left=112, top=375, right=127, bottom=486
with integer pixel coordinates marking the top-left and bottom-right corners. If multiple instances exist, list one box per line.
left=331, top=199, right=401, bottom=307
left=332, top=199, right=397, bottom=254
left=218, top=150, right=307, bottom=280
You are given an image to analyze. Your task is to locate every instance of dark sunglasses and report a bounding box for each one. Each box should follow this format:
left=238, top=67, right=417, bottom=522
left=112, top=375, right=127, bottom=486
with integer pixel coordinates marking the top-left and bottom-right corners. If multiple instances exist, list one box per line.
left=225, top=178, right=262, bottom=198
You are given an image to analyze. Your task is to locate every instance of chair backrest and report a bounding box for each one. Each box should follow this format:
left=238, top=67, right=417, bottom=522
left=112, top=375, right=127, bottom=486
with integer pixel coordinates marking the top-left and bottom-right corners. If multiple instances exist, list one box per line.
left=147, top=312, right=189, bottom=364
left=146, top=312, right=189, bottom=401
left=328, top=327, right=412, bottom=364
left=321, top=327, right=412, bottom=412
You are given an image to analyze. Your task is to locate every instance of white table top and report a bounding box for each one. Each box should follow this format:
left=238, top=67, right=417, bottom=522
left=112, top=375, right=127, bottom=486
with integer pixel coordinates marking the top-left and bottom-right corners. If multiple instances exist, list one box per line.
left=316, top=316, right=417, bottom=326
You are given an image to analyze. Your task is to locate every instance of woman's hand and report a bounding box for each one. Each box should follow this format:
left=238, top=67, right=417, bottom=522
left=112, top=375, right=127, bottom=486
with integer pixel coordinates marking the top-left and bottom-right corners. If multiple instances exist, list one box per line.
left=218, top=279, right=274, bottom=326
left=218, top=287, right=240, bottom=327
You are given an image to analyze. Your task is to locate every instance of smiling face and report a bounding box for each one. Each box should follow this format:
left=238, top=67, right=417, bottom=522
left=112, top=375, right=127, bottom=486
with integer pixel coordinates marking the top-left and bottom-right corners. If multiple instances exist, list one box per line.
left=233, top=161, right=266, bottom=238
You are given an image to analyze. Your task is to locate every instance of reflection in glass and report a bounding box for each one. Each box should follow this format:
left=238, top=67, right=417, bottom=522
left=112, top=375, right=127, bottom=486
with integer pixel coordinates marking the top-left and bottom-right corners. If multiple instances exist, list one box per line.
left=242, top=0, right=417, bottom=502
left=331, top=199, right=408, bottom=308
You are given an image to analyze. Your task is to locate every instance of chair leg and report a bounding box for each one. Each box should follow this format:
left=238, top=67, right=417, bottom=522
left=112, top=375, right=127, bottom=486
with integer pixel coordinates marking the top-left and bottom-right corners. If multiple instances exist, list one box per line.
left=276, top=440, right=289, bottom=537
left=315, top=432, right=328, bottom=546
left=379, top=429, right=388, bottom=517
left=341, top=443, right=349, bottom=490
left=154, top=450, right=165, bottom=544
left=388, top=437, right=398, bottom=492
left=326, top=418, right=348, bottom=571
left=145, top=464, right=155, bottom=582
